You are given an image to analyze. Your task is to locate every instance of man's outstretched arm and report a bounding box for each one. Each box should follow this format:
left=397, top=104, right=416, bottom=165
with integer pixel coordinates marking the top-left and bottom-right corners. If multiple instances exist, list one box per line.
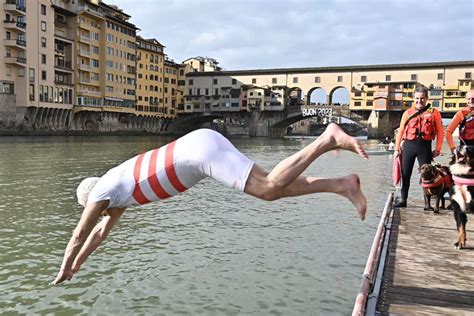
left=71, top=207, right=126, bottom=274
left=52, top=200, right=109, bottom=285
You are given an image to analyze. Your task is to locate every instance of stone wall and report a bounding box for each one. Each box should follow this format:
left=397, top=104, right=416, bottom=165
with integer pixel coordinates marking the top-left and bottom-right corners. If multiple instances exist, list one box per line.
left=0, top=94, right=23, bottom=129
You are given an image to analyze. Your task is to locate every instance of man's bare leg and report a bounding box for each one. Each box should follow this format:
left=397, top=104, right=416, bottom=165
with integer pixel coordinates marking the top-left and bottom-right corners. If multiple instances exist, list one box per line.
left=265, top=123, right=367, bottom=188
left=245, top=167, right=367, bottom=220
left=280, top=174, right=367, bottom=220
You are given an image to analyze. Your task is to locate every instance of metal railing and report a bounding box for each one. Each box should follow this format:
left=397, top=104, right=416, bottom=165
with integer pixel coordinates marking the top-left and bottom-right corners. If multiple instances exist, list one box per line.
left=55, top=60, right=72, bottom=69
left=352, top=193, right=394, bottom=316
left=4, top=1, right=26, bottom=13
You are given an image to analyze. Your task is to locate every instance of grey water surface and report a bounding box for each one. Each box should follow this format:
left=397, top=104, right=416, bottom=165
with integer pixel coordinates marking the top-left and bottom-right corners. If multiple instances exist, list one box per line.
left=0, top=134, right=422, bottom=315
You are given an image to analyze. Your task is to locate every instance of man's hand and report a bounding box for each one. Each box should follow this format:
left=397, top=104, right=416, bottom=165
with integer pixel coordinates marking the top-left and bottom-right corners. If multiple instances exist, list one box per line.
left=52, top=269, right=74, bottom=285
left=394, top=150, right=400, bottom=158
left=432, top=149, right=440, bottom=158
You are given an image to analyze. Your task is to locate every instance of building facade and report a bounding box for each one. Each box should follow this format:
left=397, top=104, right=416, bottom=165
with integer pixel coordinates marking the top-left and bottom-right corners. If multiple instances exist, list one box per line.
left=136, top=36, right=164, bottom=115
left=183, top=56, right=222, bottom=73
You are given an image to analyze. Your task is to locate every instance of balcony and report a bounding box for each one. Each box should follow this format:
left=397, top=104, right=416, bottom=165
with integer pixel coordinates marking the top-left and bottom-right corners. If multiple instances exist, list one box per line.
left=79, top=78, right=100, bottom=86
left=3, top=20, right=26, bottom=31
left=78, top=63, right=91, bottom=71
left=77, top=89, right=102, bottom=97
left=5, top=56, right=27, bottom=67
left=79, top=35, right=90, bottom=43
left=55, top=60, right=73, bottom=71
left=54, top=79, right=73, bottom=86
left=4, top=38, right=26, bottom=49
left=4, top=1, right=26, bottom=14
left=54, top=19, right=67, bottom=27
left=79, top=49, right=90, bottom=57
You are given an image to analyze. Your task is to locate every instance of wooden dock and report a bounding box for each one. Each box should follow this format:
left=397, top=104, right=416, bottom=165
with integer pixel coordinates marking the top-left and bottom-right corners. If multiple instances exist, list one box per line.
left=374, top=198, right=474, bottom=315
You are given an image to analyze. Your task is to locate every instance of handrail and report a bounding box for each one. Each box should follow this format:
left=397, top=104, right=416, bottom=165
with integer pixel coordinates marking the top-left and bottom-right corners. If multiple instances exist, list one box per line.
left=352, top=192, right=394, bottom=316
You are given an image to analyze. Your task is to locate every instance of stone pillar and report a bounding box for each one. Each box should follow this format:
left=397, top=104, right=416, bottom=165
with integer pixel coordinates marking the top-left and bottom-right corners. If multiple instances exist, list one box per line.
left=367, top=110, right=403, bottom=139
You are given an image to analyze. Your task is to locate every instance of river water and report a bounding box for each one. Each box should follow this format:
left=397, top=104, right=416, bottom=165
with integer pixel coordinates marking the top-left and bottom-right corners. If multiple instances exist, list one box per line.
left=0, top=133, right=430, bottom=315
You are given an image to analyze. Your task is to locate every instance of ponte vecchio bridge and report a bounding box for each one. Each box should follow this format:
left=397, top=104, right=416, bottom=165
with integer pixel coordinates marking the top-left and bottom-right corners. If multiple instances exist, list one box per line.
left=170, top=60, right=474, bottom=138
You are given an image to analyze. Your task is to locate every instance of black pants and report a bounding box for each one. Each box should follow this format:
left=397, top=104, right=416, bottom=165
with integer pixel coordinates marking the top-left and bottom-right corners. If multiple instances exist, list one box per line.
left=400, top=138, right=433, bottom=201
left=461, top=139, right=474, bottom=147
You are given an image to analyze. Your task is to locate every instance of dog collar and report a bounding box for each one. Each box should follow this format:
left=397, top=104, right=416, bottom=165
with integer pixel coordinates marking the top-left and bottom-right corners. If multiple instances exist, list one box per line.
left=421, top=174, right=452, bottom=188
left=452, top=174, right=474, bottom=186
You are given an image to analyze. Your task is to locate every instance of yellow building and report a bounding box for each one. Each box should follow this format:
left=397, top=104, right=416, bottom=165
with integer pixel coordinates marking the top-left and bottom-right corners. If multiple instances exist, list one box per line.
left=74, top=1, right=103, bottom=107
left=66, top=0, right=138, bottom=110
left=101, top=2, right=137, bottom=109
left=136, top=36, right=165, bottom=115
left=164, top=58, right=188, bottom=118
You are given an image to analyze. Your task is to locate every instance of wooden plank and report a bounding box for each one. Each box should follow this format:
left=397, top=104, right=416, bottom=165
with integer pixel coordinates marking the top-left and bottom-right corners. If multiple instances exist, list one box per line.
left=376, top=198, right=474, bottom=314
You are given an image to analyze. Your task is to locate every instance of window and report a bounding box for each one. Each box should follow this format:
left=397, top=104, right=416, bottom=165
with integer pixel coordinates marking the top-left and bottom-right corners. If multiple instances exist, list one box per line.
left=337, top=76, right=343, bottom=82
left=6, top=66, right=11, bottom=76
left=315, top=76, right=321, bottom=83
left=213, top=79, right=218, bottom=84
left=41, top=54, right=47, bottom=64
left=29, top=84, right=35, bottom=101
left=18, top=68, right=24, bottom=77
left=272, top=78, right=277, bottom=84
left=361, top=75, right=367, bottom=82
left=411, top=74, right=417, bottom=81
left=437, top=73, right=443, bottom=80
left=91, top=32, right=99, bottom=41
left=466, top=72, right=472, bottom=79
left=385, top=75, right=391, bottom=81
left=293, top=77, right=298, bottom=84
left=41, top=21, right=47, bottom=32
left=354, top=101, right=361, bottom=106
left=232, top=79, right=237, bottom=85
left=189, top=79, right=193, bottom=85
left=41, top=71, right=47, bottom=80
left=41, top=4, right=47, bottom=15
left=366, top=101, right=373, bottom=106
left=29, top=68, right=35, bottom=82
left=41, top=37, right=47, bottom=48
left=252, top=78, right=257, bottom=84
left=0, top=82, right=14, bottom=94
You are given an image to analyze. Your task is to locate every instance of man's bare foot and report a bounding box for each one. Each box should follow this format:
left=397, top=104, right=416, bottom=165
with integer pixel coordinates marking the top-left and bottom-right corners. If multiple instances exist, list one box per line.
left=338, top=174, right=367, bottom=220
left=321, top=123, right=368, bottom=159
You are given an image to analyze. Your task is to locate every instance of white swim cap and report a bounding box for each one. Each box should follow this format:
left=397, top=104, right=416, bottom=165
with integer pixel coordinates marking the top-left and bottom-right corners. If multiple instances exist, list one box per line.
left=76, top=177, right=100, bottom=207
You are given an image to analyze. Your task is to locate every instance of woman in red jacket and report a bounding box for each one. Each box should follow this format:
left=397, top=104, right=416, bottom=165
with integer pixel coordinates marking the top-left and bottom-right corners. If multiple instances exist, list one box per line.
left=394, top=86, right=444, bottom=208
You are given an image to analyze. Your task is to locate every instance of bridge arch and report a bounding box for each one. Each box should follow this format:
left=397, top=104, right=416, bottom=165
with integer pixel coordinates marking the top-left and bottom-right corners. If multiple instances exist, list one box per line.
left=329, top=86, right=350, bottom=105
left=307, top=87, right=328, bottom=105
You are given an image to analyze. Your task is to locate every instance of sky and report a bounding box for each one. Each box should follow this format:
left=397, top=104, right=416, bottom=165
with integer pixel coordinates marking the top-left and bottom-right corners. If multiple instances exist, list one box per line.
left=111, top=0, right=473, bottom=71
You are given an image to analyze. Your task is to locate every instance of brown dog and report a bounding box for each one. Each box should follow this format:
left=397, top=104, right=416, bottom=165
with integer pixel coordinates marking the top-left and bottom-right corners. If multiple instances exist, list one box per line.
left=419, top=163, right=452, bottom=213
left=449, top=145, right=474, bottom=249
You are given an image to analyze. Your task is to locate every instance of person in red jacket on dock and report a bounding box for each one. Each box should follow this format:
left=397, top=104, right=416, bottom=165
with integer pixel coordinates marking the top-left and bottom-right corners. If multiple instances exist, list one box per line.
left=394, top=86, right=444, bottom=208
left=446, top=90, right=474, bottom=153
